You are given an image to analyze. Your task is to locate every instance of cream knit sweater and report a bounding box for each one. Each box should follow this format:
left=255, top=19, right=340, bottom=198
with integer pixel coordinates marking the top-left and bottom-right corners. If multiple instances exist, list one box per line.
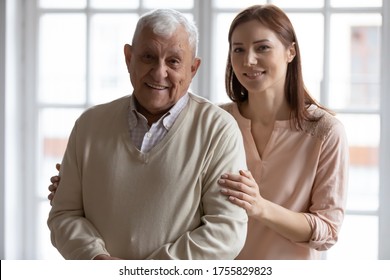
left=48, top=93, right=248, bottom=260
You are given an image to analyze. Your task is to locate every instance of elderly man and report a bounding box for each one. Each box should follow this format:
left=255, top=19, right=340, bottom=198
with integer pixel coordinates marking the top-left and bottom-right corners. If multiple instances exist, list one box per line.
left=47, top=9, right=248, bottom=260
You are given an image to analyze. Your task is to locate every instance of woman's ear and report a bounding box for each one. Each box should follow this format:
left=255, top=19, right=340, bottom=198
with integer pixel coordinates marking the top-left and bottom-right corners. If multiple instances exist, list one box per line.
left=287, top=42, right=296, bottom=63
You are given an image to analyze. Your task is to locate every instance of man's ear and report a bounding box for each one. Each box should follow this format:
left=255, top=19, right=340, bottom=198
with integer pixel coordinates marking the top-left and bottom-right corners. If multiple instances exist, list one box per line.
left=124, top=44, right=132, bottom=73
left=191, top=57, right=201, bottom=78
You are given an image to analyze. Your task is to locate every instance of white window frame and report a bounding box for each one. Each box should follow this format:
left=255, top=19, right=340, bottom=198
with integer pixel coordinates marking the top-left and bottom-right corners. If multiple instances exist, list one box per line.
left=1, top=0, right=389, bottom=259
left=379, top=0, right=390, bottom=260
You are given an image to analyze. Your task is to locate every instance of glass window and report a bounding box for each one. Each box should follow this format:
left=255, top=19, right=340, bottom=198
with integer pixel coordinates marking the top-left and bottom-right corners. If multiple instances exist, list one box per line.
left=273, top=0, right=324, bottom=8
left=37, top=108, right=83, bottom=260
left=337, top=114, right=379, bottom=212
left=287, top=13, right=324, bottom=101
left=143, top=0, right=194, bottom=9
left=329, top=14, right=381, bottom=111
left=214, top=0, right=266, bottom=9
left=38, top=14, right=86, bottom=105
left=90, top=0, right=139, bottom=9
left=330, top=0, right=382, bottom=8
left=326, top=215, right=378, bottom=259
left=37, top=108, right=83, bottom=198
left=89, top=14, right=138, bottom=105
left=39, top=0, right=87, bottom=9
left=212, top=13, right=236, bottom=104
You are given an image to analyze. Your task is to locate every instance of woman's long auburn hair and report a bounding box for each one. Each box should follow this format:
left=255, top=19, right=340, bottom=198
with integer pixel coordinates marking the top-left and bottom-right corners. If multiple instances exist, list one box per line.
left=225, top=4, right=331, bottom=130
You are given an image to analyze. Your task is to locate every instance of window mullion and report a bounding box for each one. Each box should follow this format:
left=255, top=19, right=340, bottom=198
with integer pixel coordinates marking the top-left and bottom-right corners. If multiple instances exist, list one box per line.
left=193, top=0, right=212, bottom=99
left=321, top=0, right=331, bottom=107
left=86, top=2, right=91, bottom=108
left=379, top=0, right=390, bottom=260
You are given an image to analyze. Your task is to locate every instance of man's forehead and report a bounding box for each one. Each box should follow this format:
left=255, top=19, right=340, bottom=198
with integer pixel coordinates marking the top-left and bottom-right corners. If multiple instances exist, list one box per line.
left=134, top=27, right=191, bottom=52
left=137, top=25, right=188, bottom=41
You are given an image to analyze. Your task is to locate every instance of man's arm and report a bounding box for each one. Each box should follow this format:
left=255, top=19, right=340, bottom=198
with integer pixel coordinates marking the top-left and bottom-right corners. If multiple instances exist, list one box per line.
left=47, top=124, right=113, bottom=260
left=146, top=118, right=248, bottom=260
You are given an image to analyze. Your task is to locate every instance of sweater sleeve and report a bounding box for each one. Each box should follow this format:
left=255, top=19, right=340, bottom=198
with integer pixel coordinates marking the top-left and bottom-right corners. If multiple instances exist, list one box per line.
left=302, top=118, right=349, bottom=250
left=47, top=121, right=109, bottom=260
left=147, top=119, right=248, bottom=260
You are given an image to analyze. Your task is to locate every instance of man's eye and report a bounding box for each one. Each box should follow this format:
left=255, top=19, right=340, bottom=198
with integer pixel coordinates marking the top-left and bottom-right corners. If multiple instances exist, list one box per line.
left=170, top=59, right=180, bottom=65
left=142, top=54, right=154, bottom=62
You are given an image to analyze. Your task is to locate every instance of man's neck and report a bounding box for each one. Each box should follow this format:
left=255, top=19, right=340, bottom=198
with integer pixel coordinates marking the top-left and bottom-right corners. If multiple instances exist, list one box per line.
left=134, top=98, right=169, bottom=127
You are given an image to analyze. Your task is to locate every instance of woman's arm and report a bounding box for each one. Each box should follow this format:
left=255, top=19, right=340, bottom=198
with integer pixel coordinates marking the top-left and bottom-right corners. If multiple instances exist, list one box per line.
left=219, top=170, right=312, bottom=243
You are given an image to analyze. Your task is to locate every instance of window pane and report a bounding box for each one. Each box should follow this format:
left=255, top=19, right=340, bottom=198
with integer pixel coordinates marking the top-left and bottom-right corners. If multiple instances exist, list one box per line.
left=326, top=215, right=378, bottom=259
left=272, top=0, right=324, bottom=8
left=38, top=14, right=86, bottom=104
left=288, top=13, right=323, bottom=101
left=143, top=0, right=194, bottom=9
left=337, top=114, right=379, bottom=212
left=37, top=108, right=83, bottom=199
left=90, top=0, right=139, bottom=9
left=37, top=108, right=83, bottom=260
left=212, top=13, right=236, bottom=103
left=214, top=0, right=267, bottom=9
left=89, top=14, right=138, bottom=105
left=330, top=0, right=382, bottom=8
left=329, top=14, right=381, bottom=110
left=39, top=0, right=86, bottom=9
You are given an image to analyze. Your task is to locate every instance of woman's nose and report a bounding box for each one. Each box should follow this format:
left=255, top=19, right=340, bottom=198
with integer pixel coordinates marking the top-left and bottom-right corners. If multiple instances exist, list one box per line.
left=244, top=50, right=257, bottom=66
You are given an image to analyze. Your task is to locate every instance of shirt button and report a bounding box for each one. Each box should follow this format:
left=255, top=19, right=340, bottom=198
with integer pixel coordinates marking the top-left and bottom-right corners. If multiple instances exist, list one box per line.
left=146, top=132, right=152, bottom=138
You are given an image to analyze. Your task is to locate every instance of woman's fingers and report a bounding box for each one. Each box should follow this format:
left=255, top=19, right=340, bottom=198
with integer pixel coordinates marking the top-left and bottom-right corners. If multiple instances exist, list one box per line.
left=218, top=171, right=257, bottom=194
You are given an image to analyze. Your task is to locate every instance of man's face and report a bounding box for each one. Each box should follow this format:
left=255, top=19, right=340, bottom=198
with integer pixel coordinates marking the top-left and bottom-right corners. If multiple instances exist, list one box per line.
left=124, top=25, right=201, bottom=118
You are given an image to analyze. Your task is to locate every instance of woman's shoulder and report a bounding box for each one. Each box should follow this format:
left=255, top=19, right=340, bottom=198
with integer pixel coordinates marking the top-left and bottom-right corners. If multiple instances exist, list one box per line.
left=302, top=106, right=344, bottom=141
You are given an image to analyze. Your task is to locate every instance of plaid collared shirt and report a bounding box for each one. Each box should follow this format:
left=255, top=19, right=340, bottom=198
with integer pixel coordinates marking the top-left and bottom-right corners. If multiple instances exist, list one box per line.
left=128, top=93, right=189, bottom=153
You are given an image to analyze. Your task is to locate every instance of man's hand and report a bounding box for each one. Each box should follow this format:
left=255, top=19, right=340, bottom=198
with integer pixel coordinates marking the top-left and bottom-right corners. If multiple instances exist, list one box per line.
left=48, top=163, right=61, bottom=205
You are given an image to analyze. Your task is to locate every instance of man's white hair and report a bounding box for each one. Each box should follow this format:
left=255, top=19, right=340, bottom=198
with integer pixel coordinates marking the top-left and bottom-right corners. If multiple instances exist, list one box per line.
left=133, top=9, right=199, bottom=56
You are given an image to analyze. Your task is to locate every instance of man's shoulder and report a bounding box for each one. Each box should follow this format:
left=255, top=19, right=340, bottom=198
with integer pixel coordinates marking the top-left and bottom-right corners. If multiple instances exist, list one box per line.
left=75, top=95, right=130, bottom=127
left=187, top=93, right=235, bottom=122
left=80, top=95, right=130, bottom=117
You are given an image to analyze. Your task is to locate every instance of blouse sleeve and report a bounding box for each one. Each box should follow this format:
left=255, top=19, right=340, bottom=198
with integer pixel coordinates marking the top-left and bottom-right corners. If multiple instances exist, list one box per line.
left=302, top=117, right=349, bottom=250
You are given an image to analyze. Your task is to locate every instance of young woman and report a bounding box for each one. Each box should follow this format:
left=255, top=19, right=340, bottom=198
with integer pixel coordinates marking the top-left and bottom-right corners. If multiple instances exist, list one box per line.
left=218, top=4, right=349, bottom=259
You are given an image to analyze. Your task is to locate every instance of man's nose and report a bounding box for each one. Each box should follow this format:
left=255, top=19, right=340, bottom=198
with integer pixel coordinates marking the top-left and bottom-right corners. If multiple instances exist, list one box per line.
left=150, top=62, right=168, bottom=79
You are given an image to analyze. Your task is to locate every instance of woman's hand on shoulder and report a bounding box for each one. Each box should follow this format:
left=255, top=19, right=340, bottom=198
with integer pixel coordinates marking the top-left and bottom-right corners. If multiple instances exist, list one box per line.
left=48, top=163, right=61, bottom=205
left=218, top=170, right=265, bottom=219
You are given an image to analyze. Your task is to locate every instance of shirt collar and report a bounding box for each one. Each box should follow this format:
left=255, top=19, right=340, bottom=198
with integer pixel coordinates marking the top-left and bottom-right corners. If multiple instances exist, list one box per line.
left=128, top=93, right=189, bottom=130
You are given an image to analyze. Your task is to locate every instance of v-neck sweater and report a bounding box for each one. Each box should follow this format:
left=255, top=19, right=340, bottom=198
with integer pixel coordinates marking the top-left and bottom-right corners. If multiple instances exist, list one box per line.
left=48, top=93, right=248, bottom=260
left=221, top=102, right=349, bottom=259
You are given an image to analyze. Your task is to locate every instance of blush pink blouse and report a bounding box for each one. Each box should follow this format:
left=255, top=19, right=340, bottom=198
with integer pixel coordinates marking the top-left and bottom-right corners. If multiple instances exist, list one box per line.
left=221, top=102, right=349, bottom=259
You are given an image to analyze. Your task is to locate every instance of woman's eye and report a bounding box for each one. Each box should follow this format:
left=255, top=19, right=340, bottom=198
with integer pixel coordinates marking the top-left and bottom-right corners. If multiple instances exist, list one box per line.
left=233, top=48, right=244, bottom=53
left=258, top=45, right=270, bottom=52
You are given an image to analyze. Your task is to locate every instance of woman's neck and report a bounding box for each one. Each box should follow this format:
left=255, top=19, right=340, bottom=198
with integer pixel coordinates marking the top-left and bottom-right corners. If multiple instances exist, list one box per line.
left=239, top=90, right=290, bottom=125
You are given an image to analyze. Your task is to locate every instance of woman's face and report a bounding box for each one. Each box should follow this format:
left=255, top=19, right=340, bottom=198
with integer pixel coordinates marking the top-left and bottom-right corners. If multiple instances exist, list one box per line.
left=230, top=20, right=295, bottom=95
